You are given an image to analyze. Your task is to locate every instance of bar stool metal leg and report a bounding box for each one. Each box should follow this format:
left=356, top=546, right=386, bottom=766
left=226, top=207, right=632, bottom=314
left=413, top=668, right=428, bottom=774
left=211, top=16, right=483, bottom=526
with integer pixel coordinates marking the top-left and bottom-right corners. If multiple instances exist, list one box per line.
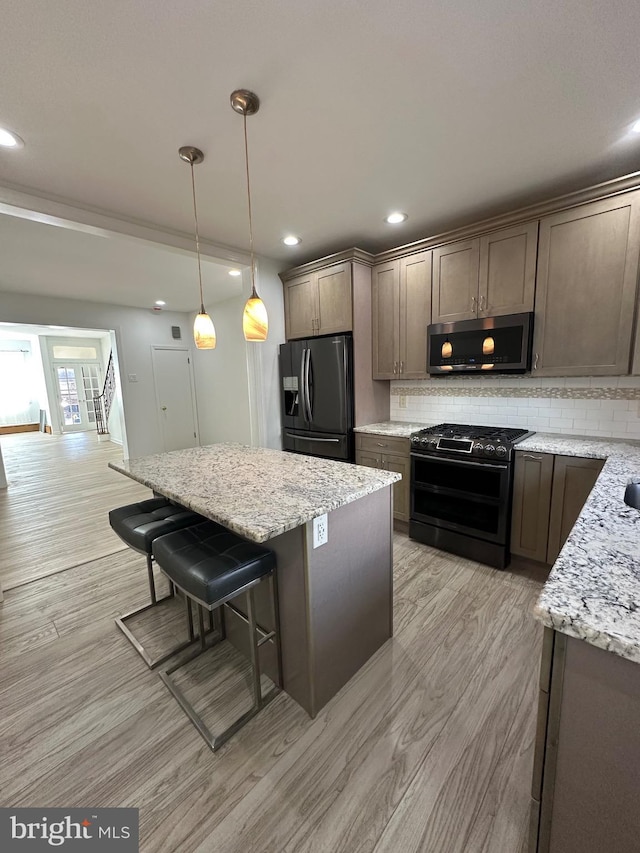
left=159, top=573, right=281, bottom=752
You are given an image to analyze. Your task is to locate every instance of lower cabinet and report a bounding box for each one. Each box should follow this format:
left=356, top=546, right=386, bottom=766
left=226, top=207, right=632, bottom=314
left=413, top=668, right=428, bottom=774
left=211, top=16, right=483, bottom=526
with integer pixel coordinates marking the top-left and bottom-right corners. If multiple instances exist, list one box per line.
left=511, top=451, right=604, bottom=564
left=355, top=433, right=410, bottom=522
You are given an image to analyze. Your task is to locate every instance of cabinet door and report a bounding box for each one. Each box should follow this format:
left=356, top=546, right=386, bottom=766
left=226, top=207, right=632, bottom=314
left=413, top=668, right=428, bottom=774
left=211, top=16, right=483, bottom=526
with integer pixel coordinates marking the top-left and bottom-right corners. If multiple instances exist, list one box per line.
left=371, top=260, right=400, bottom=379
left=478, top=221, right=538, bottom=317
left=316, top=262, right=353, bottom=335
left=285, top=273, right=317, bottom=340
left=547, top=456, right=604, bottom=563
left=399, top=251, right=431, bottom=379
left=511, top=450, right=554, bottom=562
left=355, top=449, right=382, bottom=470
left=432, top=238, right=480, bottom=323
left=384, top=452, right=411, bottom=522
left=533, top=191, right=640, bottom=376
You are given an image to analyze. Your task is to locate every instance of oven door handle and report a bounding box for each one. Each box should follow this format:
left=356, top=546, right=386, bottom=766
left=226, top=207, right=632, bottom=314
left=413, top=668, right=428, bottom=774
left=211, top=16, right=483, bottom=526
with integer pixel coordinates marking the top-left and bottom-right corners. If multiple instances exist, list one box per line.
left=410, top=453, right=507, bottom=470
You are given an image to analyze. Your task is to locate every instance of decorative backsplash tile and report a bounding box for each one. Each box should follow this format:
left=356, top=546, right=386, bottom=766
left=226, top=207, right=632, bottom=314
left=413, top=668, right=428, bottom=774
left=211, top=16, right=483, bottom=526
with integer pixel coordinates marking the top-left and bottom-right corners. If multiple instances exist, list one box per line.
left=389, top=376, right=640, bottom=440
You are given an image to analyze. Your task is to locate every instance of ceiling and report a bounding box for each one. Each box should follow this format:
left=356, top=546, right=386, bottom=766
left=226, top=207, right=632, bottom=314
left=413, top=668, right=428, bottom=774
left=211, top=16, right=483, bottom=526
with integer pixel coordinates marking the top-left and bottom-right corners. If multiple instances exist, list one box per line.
left=0, top=215, right=244, bottom=311
left=0, top=323, right=109, bottom=339
left=1, top=0, right=640, bottom=277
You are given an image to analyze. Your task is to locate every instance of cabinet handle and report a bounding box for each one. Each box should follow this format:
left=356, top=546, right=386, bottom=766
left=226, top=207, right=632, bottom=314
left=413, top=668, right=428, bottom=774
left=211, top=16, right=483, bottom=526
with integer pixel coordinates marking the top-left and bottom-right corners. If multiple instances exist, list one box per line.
left=393, top=361, right=398, bottom=374
left=479, top=295, right=486, bottom=311
left=376, top=442, right=387, bottom=447
left=533, top=352, right=539, bottom=370
left=471, top=295, right=477, bottom=314
left=399, top=360, right=404, bottom=373
left=522, top=454, right=544, bottom=461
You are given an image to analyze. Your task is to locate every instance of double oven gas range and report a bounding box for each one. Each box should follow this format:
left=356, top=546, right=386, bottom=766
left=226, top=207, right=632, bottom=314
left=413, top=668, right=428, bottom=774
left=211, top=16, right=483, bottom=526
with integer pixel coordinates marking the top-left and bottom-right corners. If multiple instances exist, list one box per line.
left=409, top=423, right=533, bottom=569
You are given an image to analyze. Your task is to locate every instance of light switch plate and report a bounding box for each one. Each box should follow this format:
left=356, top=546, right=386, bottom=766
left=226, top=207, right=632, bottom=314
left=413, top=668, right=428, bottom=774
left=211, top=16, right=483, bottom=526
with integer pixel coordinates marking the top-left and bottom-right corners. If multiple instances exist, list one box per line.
left=313, top=514, right=328, bottom=548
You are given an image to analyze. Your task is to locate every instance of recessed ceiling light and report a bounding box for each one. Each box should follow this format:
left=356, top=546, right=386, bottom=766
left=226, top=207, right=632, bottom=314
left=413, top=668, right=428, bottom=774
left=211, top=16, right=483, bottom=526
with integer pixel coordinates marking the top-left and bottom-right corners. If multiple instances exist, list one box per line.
left=632, top=119, right=640, bottom=134
left=282, top=235, right=301, bottom=246
left=228, top=269, right=242, bottom=277
left=0, top=127, right=24, bottom=149
left=155, top=300, right=166, bottom=306
left=385, top=212, right=408, bottom=224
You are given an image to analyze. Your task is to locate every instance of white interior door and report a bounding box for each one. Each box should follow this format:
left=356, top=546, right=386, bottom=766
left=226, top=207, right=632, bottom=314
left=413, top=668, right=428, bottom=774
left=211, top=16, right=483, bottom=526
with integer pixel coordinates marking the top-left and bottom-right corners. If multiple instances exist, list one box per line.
left=53, top=361, right=102, bottom=432
left=151, top=347, right=199, bottom=452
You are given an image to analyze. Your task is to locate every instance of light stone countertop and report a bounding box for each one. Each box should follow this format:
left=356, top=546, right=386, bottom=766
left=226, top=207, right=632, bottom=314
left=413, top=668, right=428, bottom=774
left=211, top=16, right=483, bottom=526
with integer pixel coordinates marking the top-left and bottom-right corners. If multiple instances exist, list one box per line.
left=110, top=443, right=400, bottom=544
left=354, top=421, right=435, bottom=437
left=357, top=420, right=640, bottom=664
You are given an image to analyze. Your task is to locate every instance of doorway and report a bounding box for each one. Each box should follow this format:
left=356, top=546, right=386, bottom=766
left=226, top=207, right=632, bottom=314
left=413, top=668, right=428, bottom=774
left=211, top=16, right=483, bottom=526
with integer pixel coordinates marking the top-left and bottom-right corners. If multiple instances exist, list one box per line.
left=151, top=346, right=199, bottom=452
left=53, top=361, right=102, bottom=431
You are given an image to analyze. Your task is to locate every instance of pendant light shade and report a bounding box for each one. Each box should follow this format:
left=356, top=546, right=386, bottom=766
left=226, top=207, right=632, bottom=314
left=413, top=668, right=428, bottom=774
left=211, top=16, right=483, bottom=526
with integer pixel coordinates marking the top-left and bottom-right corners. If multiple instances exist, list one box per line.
left=194, top=310, right=217, bottom=349
left=179, top=146, right=216, bottom=350
left=231, top=89, right=268, bottom=342
left=243, top=294, right=268, bottom=341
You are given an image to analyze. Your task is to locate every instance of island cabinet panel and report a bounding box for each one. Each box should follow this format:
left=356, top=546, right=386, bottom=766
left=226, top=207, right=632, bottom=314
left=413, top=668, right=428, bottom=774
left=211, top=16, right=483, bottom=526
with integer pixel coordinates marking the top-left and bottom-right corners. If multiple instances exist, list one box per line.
left=431, top=238, right=480, bottom=323
left=284, top=261, right=352, bottom=340
left=372, top=252, right=431, bottom=380
left=532, top=633, right=640, bottom=853
left=478, top=221, right=538, bottom=317
left=355, top=433, right=411, bottom=522
left=532, top=191, right=640, bottom=376
left=511, top=452, right=604, bottom=565
left=511, top=450, right=554, bottom=563
left=546, top=456, right=604, bottom=564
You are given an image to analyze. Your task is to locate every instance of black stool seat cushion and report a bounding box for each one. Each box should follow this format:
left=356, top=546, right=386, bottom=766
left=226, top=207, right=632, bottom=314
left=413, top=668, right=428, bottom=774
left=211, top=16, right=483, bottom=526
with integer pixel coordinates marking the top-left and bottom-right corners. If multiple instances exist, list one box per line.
left=152, top=521, right=276, bottom=605
left=109, top=498, right=204, bottom=555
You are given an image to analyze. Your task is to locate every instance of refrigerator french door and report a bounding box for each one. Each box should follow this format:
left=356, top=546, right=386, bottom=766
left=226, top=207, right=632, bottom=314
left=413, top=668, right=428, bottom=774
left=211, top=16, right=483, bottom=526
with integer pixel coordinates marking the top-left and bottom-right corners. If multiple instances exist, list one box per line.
left=279, top=334, right=354, bottom=461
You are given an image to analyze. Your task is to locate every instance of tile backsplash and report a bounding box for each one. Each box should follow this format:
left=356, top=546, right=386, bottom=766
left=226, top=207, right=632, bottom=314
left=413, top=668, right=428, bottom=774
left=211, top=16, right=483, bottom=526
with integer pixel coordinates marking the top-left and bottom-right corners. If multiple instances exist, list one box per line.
left=390, top=376, right=640, bottom=440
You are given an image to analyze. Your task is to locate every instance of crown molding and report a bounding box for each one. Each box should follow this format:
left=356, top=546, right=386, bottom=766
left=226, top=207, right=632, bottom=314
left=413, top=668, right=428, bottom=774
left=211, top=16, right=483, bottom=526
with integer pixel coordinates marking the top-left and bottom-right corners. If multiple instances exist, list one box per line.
left=279, top=247, right=375, bottom=282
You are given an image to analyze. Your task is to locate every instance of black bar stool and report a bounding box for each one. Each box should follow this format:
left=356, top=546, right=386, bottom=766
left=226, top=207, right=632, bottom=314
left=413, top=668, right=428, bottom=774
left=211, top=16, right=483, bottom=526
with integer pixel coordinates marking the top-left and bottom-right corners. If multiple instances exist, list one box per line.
left=109, top=498, right=206, bottom=667
left=152, top=520, right=282, bottom=752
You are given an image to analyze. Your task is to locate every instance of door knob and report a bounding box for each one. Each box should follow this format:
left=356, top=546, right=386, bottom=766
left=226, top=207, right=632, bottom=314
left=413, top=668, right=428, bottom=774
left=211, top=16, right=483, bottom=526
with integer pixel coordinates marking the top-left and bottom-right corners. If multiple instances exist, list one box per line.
left=161, top=406, right=167, bottom=411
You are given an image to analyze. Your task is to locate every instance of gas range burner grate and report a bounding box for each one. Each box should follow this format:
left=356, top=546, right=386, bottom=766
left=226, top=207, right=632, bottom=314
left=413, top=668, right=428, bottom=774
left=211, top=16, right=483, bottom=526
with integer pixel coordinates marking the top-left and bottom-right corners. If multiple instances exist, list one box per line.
left=412, top=423, right=531, bottom=443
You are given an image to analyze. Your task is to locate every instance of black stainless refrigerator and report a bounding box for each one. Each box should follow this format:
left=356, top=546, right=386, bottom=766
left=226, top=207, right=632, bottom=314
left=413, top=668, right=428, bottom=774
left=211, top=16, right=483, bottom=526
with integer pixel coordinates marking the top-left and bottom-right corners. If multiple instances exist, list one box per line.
left=279, top=334, right=354, bottom=462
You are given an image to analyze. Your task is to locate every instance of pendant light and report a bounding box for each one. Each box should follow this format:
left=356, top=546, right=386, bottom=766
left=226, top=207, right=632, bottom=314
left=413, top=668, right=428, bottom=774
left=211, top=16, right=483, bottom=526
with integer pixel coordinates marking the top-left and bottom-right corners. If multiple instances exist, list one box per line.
left=179, top=146, right=216, bottom=350
left=231, top=89, right=268, bottom=342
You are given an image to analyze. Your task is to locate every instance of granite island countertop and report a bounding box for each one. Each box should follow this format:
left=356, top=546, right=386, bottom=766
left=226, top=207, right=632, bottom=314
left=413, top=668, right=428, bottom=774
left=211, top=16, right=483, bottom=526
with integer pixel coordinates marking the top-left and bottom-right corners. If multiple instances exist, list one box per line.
left=356, top=420, right=640, bottom=665
left=109, top=443, right=401, bottom=544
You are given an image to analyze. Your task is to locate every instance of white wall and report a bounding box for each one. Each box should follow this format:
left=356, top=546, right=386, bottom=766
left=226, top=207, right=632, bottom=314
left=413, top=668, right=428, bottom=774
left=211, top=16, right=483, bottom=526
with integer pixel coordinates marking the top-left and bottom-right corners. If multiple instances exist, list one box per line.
left=0, top=291, right=194, bottom=458
left=249, top=257, right=286, bottom=449
left=191, top=295, right=252, bottom=445
left=0, top=334, right=46, bottom=425
left=390, top=375, right=640, bottom=440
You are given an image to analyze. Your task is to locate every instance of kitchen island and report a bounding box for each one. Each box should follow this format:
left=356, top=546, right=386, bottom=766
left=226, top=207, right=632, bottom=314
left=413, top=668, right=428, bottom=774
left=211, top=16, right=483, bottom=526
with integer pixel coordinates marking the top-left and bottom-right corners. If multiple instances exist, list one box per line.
left=110, top=443, right=400, bottom=717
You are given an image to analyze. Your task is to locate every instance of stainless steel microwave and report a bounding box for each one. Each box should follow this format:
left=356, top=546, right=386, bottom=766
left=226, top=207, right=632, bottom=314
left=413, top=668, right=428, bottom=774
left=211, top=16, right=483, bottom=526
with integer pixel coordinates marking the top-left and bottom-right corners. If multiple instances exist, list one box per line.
left=427, top=312, right=533, bottom=374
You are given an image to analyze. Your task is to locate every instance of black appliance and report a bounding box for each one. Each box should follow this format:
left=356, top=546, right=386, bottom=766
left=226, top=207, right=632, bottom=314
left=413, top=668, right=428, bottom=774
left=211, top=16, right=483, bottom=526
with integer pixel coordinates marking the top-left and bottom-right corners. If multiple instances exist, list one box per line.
left=427, top=312, right=533, bottom=374
left=279, top=334, right=354, bottom=462
left=409, top=423, right=533, bottom=569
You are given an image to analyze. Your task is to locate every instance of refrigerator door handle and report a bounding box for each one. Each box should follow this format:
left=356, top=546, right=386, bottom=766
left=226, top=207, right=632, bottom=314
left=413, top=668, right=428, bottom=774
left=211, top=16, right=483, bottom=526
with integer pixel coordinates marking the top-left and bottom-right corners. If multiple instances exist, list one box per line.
left=285, top=433, right=340, bottom=443
left=299, top=347, right=309, bottom=423
left=303, top=347, right=312, bottom=422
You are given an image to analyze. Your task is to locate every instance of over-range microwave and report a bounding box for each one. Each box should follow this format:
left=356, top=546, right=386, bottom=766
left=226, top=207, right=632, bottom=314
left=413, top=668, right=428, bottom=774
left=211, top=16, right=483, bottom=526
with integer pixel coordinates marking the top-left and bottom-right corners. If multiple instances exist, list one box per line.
left=427, top=312, right=534, bottom=375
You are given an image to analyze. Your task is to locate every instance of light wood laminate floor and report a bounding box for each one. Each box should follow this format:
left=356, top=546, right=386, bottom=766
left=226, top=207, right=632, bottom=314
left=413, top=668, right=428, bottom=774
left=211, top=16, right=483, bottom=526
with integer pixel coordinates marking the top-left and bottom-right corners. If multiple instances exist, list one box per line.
left=0, top=431, right=148, bottom=589
left=0, top=488, right=546, bottom=853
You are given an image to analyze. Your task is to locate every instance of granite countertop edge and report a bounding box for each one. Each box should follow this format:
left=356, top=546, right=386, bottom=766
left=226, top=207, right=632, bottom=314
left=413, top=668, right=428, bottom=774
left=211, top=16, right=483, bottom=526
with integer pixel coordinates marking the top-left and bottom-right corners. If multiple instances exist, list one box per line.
left=109, top=445, right=401, bottom=544
left=357, top=421, right=640, bottom=665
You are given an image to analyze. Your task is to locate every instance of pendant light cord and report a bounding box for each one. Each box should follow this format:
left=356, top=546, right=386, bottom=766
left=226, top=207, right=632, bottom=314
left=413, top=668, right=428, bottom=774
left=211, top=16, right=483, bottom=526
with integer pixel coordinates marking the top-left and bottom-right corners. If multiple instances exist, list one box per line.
left=189, top=159, right=206, bottom=313
left=243, top=112, right=258, bottom=298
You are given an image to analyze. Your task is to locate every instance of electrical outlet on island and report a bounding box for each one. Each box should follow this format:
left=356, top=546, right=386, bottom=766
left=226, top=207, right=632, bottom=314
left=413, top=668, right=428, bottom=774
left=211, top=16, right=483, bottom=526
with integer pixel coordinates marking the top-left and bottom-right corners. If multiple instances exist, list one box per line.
left=313, top=514, right=328, bottom=548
